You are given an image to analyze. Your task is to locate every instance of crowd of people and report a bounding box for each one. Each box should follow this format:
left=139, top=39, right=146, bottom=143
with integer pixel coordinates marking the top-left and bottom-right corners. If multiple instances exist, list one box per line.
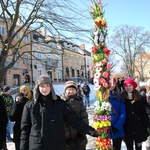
left=0, top=75, right=150, bottom=150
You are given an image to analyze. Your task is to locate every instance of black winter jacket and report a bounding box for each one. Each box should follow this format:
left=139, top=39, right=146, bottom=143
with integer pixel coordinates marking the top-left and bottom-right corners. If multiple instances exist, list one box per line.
left=20, top=95, right=95, bottom=150
left=60, top=94, right=88, bottom=148
left=10, top=97, right=28, bottom=143
left=124, top=97, right=149, bottom=143
left=0, top=95, right=7, bottom=149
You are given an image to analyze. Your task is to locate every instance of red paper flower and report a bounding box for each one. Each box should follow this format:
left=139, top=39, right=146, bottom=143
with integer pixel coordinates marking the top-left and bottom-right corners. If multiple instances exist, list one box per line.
left=103, top=47, right=111, bottom=56
left=92, top=46, right=99, bottom=53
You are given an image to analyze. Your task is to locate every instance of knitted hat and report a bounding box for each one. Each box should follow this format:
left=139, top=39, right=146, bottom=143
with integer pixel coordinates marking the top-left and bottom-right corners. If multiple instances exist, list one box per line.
left=34, top=75, right=57, bottom=102
left=123, top=77, right=137, bottom=89
left=20, top=85, right=32, bottom=100
left=64, top=81, right=77, bottom=91
left=3, top=86, right=10, bottom=92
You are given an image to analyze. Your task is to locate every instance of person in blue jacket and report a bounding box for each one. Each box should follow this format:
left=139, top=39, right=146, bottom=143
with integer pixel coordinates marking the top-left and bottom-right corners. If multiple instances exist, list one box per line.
left=109, top=77, right=126, bottom=150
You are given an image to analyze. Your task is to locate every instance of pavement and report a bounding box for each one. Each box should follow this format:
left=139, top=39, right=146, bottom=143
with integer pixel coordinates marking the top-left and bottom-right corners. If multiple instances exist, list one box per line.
left=6, top=101, right=147, bottom=150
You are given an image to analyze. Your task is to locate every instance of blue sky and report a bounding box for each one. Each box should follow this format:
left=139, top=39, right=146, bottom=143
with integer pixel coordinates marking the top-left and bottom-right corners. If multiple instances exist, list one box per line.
left=103, top=0, right=150, bottom=31
left=76, top=0, right=150, bottom=46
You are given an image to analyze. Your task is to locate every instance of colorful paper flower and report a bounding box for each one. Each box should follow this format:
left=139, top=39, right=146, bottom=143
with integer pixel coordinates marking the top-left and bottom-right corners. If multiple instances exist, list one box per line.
left=96, top=67, right=102, bottom=72
left=92, top=46, right=99, bottom=53
left=94, top=72, right=101, bottom=79
left=102, top=71, right=108, bottom=78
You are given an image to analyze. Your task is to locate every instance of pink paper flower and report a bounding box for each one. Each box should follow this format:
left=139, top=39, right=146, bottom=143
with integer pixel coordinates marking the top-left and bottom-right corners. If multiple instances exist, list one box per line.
left=106, top=63, right=111, bottom=70
left=102, top=59, right=108, bottom=64
left=102, top=71, right=108, bottom=78
left=99, top=78, right=106, bottom=84
left=103, top=82, right=108, bottom=88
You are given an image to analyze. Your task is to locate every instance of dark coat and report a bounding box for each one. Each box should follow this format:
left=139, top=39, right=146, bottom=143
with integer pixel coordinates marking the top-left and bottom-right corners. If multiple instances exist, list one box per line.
left=0, top=95, right=7, bottom=149
left=82, top=84, right=90, bottom=95
left=60, top=93, right=88, bottom=149
left=124, top=97, right=149, bottom=143
left=20, top=95, right=95, bottom=150
left=10, top=97, right=28, bottom=143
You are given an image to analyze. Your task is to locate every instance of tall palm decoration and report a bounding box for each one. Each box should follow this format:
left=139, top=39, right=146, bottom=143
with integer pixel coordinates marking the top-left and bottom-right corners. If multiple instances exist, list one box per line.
left=90, top=0, right=113, bottom=149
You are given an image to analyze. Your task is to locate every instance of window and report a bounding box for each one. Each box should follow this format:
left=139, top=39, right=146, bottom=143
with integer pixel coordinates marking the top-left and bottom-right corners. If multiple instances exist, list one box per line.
left=0, top=26, right=5, bottom=36
left=47, top=57, right=51, bottom=64
left=38, top=52, right=42, bottom=60
left=24, top=54, right=29, bottom=63
left=24, top=34, right=30, bottom=42
left=13, top=31, right=19, bottom=39
left=38, top=70, right=42, bottom=76
left=15, top=53, right=18, bottom=61
left=70, top=56, right=73, bottom=62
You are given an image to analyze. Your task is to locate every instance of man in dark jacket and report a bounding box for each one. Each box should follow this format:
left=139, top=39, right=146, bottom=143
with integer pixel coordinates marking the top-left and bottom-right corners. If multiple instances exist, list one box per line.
left=82, top=82, right=91, bottom=109
left=20, top=75, right=99, bottom=150
left=10, top=93, right=28, bottom=150
left=0, top=95, right=7, bottom=150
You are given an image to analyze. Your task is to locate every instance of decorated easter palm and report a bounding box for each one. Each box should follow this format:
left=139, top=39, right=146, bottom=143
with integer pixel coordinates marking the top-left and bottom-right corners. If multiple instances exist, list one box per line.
left=90, top=0, right=113, bottom=149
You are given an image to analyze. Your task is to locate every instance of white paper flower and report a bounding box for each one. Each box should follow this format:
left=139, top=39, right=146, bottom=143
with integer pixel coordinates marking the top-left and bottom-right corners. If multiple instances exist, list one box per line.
left=94, top=84, right=101, bottom=90
left=96, top=67, right=102, bottom=73
left=95, top=61, right=102, bottom=67
left=94, top=101, right=101, bottom=110
left=94, top=72, right=100, bottom=79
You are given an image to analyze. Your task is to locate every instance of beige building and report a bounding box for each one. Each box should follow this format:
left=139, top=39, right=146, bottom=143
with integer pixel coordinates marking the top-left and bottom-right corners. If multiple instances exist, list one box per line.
left=57, top=40, right=86, bottom=80
left=0, top=20, right=32, bottom=86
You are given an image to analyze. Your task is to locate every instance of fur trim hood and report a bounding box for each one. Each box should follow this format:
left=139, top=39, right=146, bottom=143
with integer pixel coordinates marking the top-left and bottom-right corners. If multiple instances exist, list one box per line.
left=34, top=75, right=57, bottom=102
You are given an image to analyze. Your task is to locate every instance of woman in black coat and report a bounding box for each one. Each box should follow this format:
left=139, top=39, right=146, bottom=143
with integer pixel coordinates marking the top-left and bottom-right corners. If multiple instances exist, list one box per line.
left=10, top=93, right=28, bottom=150
left=0, top=95, right=7, bottom=150
left=20, top=75, right=99, bottom=150
left=122, top=78, right=149, bottom=150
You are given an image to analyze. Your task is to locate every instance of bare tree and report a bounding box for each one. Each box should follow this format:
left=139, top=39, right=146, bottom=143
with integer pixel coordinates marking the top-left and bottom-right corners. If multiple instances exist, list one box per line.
left=109, top=25, right=150, bottom=78
left=0, top=0, right=91, bottom=84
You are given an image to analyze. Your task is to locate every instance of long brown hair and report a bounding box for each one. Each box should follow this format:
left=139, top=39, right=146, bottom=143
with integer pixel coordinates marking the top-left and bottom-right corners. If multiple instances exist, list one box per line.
left=122, top=89, right=141, bottom=102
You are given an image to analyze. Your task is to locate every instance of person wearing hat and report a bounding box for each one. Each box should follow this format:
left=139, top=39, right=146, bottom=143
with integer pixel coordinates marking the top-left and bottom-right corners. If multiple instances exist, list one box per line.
left=122, top=77, right=149, bottom=150
left=19, top=85, right=33, bottom=100
left=10, top=93, right=28, bottom=150
left=60, top=81, right=88, bottom=150
left=2, top=86, right=14, bottom=142
left=20, top=75, right=99, bottom=150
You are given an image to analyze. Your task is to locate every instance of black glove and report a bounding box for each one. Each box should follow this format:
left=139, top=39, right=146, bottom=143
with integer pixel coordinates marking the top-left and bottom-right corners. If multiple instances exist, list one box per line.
left=66, top=138, right=79, bottom=150
left=111, top=127, right=119, bottom=134
left=75, top=133, right=84, bottom=145
left=89, top=130, right=99, bottom=137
